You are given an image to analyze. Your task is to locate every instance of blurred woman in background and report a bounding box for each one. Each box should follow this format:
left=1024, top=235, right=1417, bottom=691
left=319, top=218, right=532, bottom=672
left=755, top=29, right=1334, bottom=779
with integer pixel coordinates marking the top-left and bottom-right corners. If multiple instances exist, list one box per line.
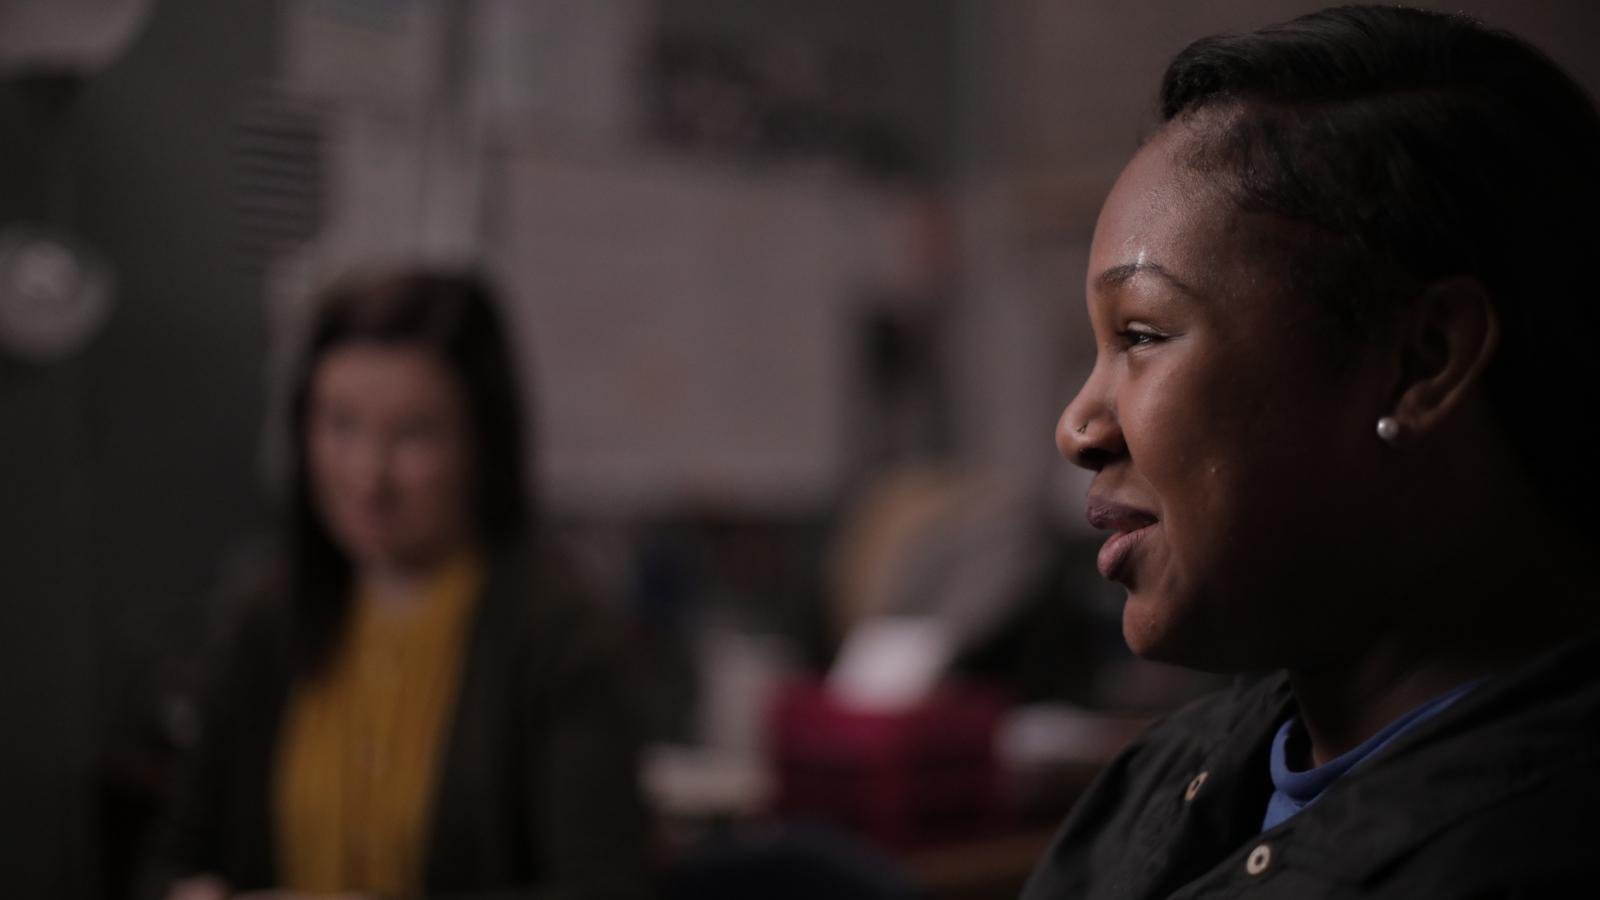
left=1027, top=6, right=1600, bottom=898
left=154, top=269, right=650, bottom=899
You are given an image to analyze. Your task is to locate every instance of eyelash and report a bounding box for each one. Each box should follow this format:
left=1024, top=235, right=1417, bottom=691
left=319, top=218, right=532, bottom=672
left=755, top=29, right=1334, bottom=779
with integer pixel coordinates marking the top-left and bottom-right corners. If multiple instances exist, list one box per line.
left=1116, top=324, right=1165, bottom=348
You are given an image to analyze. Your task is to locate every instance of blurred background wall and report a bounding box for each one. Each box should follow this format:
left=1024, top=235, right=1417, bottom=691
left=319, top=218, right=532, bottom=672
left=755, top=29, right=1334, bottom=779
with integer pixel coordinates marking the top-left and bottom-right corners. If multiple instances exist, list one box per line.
left=0, top=1, right=1594, bottom=895
left=1, top=0, right=275, bottom=894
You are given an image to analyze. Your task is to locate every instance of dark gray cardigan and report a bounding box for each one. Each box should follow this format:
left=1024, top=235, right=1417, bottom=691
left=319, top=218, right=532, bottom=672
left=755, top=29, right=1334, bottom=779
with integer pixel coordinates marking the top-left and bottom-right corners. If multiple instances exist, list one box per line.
left=152, top=542, right=652, bottom=899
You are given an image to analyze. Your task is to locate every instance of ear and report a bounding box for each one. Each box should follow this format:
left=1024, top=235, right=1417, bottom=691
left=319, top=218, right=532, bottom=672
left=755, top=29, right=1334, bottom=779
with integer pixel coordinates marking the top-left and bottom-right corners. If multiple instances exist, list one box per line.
left=1389, top=276, right=1500, bottom=436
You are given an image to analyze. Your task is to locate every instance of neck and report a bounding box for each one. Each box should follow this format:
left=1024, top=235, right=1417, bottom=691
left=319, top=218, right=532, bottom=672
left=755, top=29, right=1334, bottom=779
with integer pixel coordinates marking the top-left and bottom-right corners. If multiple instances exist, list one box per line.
left=1289, top=647, right=1475, bottom=768
left=1288, top=518, right=1598, bottom=767
left=357, top=544, right=471, bottom=611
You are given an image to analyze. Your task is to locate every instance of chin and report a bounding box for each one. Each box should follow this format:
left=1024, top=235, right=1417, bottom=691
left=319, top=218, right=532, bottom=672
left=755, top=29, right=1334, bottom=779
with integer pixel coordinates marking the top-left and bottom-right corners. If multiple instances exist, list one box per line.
left=1120, top=590, right=1245, bottom=675
left=1121, top=591, right=1175, bottom=655
left=331, top=531, right=402, bottom=568
left=339, top=544, right=391, bottom=571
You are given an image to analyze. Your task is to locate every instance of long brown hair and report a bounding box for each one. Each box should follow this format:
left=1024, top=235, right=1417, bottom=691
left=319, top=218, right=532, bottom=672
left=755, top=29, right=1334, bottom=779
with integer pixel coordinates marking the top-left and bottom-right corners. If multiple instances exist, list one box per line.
left=282, top=268, right=532, bottom=675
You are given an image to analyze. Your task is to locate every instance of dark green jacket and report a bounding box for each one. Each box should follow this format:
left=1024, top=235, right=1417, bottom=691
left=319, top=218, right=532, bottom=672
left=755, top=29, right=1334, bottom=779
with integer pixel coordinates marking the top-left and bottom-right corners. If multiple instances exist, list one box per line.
left=1021, top=632, right=1600, bottom=899
left=153, top=541, right=652, bottom=899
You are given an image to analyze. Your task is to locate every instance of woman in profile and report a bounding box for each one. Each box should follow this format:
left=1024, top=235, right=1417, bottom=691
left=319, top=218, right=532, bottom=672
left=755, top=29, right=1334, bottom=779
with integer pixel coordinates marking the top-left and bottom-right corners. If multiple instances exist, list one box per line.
left=1027, top=6, right=1600, bottom=898
left=155, top=270, right=650, bottom=899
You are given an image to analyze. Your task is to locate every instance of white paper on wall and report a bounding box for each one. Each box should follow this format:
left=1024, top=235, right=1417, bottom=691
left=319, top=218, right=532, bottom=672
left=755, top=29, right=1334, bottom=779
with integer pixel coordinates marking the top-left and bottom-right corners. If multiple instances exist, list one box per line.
left=283, top=0, right=444, bottom=112
left=472, top=0, right=647, bottom=145
left=490, top=153, right=853, bottom=516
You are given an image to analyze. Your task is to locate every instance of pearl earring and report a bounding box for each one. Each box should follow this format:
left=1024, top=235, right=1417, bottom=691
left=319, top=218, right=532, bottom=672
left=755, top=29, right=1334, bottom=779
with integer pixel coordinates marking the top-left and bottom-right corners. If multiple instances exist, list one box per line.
left=1376, top=416, right=1401, bottom=443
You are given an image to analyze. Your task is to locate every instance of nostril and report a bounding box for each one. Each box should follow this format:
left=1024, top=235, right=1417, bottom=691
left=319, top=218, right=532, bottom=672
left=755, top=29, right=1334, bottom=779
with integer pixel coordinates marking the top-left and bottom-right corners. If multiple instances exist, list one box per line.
left=1076, top=445, right=1113, bottom=471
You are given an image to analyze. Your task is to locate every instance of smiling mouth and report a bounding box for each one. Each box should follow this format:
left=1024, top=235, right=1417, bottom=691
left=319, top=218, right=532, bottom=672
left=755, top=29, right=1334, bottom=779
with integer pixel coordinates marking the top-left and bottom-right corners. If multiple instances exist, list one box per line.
left=1096, top=522, right=1155, bottom=581
left=1085, top=497, right=1158, bottom=583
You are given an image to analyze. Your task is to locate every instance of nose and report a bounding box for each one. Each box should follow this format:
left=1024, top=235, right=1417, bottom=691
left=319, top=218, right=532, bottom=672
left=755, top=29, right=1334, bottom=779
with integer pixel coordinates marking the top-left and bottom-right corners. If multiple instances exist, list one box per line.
left=1056, top=366, right=1124, bottom=471
left=343, top=434, right=395, bottom=501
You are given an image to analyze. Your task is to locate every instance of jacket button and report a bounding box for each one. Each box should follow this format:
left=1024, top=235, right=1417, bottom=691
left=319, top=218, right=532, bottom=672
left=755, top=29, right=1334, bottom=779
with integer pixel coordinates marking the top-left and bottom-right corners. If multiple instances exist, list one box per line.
left=1184, top=771, right=1208, bottom=802
left=1246, top=843, right=1272, bottom=876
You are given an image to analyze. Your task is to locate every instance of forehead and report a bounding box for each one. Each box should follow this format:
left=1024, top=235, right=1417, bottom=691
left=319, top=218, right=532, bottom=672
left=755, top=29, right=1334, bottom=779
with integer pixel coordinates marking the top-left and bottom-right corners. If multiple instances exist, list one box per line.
left=311, top=342, right=461, bottom=408
left=1093, top=126, right=1214, bottom=261
left=1088, top=119, right=1304, bottom=302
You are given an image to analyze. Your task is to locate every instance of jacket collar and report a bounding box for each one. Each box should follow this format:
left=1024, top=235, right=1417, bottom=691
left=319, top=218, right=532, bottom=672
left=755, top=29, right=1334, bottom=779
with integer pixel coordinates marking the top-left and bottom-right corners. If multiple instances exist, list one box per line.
left=1259, top=630, right=1600, bottom=886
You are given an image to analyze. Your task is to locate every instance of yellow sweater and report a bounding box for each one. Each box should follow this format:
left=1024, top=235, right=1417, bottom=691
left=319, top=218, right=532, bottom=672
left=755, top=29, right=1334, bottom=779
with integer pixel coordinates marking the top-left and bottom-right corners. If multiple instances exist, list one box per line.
left=274, top=550, right=485, bottom=895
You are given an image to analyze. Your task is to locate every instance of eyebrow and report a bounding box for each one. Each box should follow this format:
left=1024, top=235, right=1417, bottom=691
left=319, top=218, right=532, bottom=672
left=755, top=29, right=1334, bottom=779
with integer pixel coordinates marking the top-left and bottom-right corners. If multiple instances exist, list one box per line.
left=1093, top=261, right=1200, bottom=299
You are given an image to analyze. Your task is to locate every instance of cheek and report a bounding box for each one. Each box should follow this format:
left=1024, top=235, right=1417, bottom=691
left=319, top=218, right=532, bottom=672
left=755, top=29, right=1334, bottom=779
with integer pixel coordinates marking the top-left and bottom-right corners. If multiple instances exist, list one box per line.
left=1120, top=363, right=1238, bottom=510
left=306, top=431, right=354, bottom=498
left=1120, top=361, right=1279, bottom=604
left=389, top=442, right=471, bottom=515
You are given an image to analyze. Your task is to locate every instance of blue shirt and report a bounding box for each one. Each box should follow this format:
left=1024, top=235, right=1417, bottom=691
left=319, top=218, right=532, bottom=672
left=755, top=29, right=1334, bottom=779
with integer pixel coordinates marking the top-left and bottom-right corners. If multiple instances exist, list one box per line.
left=1262, top=679, right=1482, bottom=831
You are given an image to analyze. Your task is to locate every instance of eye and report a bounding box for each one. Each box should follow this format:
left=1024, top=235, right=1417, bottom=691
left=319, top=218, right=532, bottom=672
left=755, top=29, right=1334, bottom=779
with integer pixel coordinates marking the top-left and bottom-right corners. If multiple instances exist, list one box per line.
left=315, top=407, right=360, bottom=437
left=391, top=416, right=456, bottom=450
left=1117, top=322, right=1166, bottom=349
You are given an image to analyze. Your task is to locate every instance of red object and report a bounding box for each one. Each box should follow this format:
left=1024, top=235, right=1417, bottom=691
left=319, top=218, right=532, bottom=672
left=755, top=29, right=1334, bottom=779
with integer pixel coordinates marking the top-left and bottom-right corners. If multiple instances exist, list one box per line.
left=767, top=679, right=1009, bottom=852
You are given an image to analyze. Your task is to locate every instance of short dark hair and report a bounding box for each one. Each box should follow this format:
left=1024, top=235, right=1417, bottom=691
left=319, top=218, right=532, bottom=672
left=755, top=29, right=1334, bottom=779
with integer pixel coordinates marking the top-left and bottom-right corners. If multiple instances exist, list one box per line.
left=1159, top=4, right=1600, bottom=531
left=283, top=268, right=532, bottom=674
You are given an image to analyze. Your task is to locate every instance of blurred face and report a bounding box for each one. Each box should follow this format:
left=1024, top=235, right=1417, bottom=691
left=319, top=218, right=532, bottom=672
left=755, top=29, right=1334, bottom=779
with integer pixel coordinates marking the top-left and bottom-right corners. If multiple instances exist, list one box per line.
left=306, top=343, right=476, bottom=572
left=1057, top=118, right=1391, bottom=672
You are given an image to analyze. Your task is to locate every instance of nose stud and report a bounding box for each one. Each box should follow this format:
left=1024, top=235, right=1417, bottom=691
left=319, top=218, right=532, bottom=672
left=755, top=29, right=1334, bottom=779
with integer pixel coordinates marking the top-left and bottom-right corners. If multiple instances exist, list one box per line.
left=1076, top=422, right=1088, bottom=435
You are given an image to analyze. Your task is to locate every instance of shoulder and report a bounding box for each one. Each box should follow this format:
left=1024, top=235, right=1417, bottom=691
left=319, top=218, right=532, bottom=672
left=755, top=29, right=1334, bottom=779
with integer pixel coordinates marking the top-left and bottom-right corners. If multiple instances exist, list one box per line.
left=1029, top=673, right=1288, bottom=796
left=1323, top=763, right=1600, bottom=898
left=473, top=535, right=635, bottom=678
left=480, top=536, right=618, bottom=628
left=1132, top=672, right=1291, bottom=762
left=1282, top=638, right=1600, bottom=896
left=1378, top=642, right=1600, bottom=893
left=200, top=549, right=295, bottom=675
left=1432, top=770, right=1600, bottom=878
left=1022, top=675, right=1289, bottom=898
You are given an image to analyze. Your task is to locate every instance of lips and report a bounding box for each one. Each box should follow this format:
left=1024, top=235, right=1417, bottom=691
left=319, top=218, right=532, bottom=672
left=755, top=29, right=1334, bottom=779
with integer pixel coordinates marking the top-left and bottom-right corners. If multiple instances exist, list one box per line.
left=1085, top=496, right=1158, bottom=582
